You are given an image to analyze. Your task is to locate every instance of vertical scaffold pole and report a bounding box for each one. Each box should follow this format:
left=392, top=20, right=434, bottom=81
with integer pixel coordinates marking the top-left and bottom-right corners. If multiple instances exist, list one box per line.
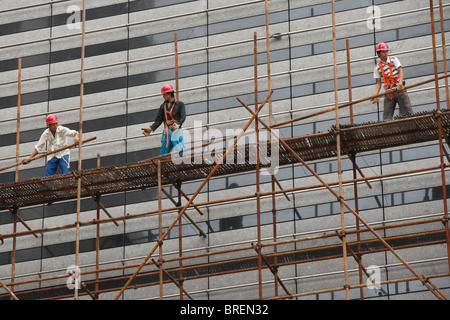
left=11, top=57, right=22, bottom=298
left=74, top=0, right=86, bottom=300
left=331, top=0, right=350, bottom=299
left=429, top=0, right=450, bottom=276
left=254, top=32, right=263, bottom=300
left=438, top=0, right=450, bottom=279
left=178, top=181, right=183, bottom=299
left=15, top=58, right=21, bottom=183
left=157, top=160, right=163, bottom=300
left=346, top=40, right=364, bottom=299
left=175, top=33, right=179, bottom=101
left=95, top=154, right=101, bottom=296
left=265, top=0, right=279, bottom=298
left=438, top=0, right=449, bottom=107
left=174, top=33, right=184, bottom=299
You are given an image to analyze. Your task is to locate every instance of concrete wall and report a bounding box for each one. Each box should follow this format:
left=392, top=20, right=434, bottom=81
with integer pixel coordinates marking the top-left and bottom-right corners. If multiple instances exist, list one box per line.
left=1, top=0, right=450, bottom=300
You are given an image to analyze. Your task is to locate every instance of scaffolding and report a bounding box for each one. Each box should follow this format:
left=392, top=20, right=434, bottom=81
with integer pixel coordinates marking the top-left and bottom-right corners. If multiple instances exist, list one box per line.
left=0, top=0, right=450, bottom=300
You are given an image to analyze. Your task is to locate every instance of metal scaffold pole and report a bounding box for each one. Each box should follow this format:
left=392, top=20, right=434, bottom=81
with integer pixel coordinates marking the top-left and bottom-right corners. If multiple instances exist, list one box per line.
left=253, top=31, right=263, bottom=300
left=265, top=0, right=281, bottom=298
left=10, top=57, right=21, bottom=300
left=345, top=39, right=364, bottom=299
left=331, top=0, right=350, bottom=300
left=429, top=0, right=450, bottom=276
left=174, top=33, right=185, bottom=300
left=74, top=0, right=86, bottom=300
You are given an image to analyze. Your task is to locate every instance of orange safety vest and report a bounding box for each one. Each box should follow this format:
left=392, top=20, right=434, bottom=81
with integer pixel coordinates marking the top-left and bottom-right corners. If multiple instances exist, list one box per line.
left=163, top=101, right=177, bottom=148
left=378, top=59, right=400, bottom=99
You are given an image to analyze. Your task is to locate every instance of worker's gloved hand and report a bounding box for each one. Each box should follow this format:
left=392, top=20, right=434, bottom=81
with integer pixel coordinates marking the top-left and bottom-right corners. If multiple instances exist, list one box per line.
left=396, top=83, right=404, bottom=91
left=370, top=97, right=379, bottom=104
left=141, top=127, right=152, bottom=136
left=73, top=137, right=80, bottom=145
left=170, top=123, right=180, bottom=132
left=22, top=156, right=33, bottom=165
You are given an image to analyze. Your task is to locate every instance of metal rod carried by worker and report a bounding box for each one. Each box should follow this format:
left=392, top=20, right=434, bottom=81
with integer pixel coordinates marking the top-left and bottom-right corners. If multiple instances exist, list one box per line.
left=0, top=114, right=95, bottom=176
left=0, top=137, right=96, bottom=174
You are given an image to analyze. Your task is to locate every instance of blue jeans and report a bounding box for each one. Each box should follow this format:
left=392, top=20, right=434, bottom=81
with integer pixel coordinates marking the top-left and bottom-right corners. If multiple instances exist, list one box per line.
left=160, top=128, right=185, bottom=156
left=44, top=155, right=70, bottom=177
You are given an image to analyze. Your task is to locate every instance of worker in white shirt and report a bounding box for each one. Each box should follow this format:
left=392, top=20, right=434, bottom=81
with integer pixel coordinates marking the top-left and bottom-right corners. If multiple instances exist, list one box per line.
left=370, top=42, right=413, bottom=120
left=22, top=114, right=80, bottom=177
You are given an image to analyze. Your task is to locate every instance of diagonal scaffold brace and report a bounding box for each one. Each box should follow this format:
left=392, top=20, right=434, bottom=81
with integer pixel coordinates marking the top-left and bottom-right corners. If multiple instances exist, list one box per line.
left=113, top=90, right=273, bottom=300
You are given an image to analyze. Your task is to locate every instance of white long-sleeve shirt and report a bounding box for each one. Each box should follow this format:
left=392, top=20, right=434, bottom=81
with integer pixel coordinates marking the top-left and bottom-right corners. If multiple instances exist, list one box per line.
left=35, top=126, right=78, bottom=159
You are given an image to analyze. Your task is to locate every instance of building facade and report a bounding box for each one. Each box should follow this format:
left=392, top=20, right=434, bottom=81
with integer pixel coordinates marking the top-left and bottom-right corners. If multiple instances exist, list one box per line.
left=0, top=0, right=450, bottom=300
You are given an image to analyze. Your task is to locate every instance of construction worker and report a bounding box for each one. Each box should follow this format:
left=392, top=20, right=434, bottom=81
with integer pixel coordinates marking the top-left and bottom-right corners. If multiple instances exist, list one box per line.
left=141, top=84, right=186, bottom=156
left=370, top=42, right=413, bottom=120
left=22, top=114, right=80, bottom=176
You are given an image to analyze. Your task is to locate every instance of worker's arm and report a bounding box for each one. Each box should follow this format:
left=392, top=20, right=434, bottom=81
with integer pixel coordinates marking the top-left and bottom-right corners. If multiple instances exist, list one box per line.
left=30, top=149, right=38, bottom=158
left=150, top=105, right=165, bottom=132
left=23, top=130, right=47, bottom=163
left=142, top=106, right=163, bottom=136
left=22, top=148, right=38, bottom=164
left=58, top=126, right=80, bottom=145
left=169, top=101, right=187, bottom=132
left=396, top=66, right=405, bottom=91
left=397, top=66, right=404, bottom=84
left=374, top=78, right=381, bottom=95
left=73, top=132, right=80, bottom=145
left=370, top=78, right=382, bottom=103
left=176, top=101, right=186, bottom=127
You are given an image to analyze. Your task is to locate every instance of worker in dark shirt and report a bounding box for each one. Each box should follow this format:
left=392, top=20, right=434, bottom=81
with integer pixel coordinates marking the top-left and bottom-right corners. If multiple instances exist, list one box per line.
left=141, top=84, right=186, bottom=155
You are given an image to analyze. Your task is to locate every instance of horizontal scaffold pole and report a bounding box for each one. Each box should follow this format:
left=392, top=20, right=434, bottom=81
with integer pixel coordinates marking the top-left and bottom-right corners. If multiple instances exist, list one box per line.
left=0, top=137, right=96, bottom=173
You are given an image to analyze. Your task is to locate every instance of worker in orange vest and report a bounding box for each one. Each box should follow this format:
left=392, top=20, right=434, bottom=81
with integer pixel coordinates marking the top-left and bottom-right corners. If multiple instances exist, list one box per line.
left=370, top=42, right=413, bottom=120
left=22, top=114, right=80, bottom=176
left=141, top=84, right=186, bottom=156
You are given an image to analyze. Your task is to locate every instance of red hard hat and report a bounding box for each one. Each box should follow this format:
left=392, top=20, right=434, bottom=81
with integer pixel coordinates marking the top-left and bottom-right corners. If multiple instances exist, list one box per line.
left=376, top=42, right=389, bottom=52
left=46, top=114, right=58, bottom=125
left=161, top=84, right=174, bottom=94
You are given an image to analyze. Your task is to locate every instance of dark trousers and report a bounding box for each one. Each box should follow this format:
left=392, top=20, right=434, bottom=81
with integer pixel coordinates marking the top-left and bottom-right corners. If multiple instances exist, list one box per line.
left=383, top=91, right=413, bottom=120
